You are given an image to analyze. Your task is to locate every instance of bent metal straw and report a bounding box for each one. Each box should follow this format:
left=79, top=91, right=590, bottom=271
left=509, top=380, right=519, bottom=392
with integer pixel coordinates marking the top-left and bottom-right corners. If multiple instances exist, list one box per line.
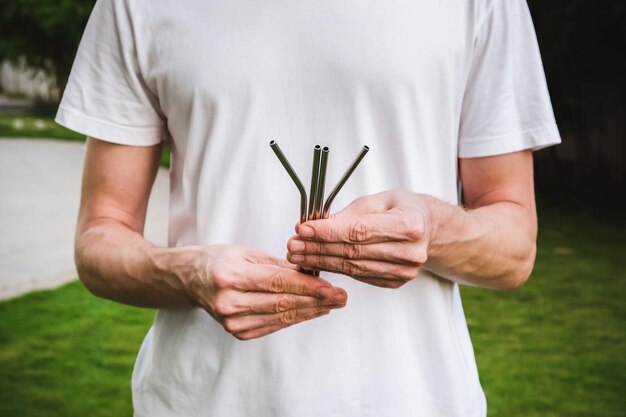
left=323, top=146, right=369, bottom=218
left=269, top=140, right=308, bottom=225
left=270, top=141, right=369, bottom=275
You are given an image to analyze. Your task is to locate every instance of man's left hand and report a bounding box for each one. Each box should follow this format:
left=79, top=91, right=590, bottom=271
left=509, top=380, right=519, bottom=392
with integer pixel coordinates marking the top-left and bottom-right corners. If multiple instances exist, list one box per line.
left=287, top=189, right=432, bottom=288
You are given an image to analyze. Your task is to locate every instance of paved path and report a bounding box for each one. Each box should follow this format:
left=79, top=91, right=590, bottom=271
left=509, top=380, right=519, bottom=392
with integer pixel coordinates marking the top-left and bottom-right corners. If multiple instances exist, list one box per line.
left=0, top=138, right=169, bottom=300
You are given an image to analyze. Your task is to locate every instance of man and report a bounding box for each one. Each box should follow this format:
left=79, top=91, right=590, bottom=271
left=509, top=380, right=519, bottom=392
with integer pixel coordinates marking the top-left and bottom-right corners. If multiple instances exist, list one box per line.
left=56, top=0, right=560, bottom=415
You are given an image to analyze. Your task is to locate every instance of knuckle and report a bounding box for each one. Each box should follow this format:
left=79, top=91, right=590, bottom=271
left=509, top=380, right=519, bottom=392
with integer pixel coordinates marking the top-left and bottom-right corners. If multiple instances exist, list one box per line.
left=397, top=267, right=418, bottom=281
left=327, top=224, right=340, bottom=242
left=275, top=295, right=295, bottom=313
left=316, top=295, right=326, bottom=307
left=269, top=271, right=288, bottom=293
left=223, top=318, right=242, bottom=334
left=414, top=250, right=428, bottom=265
left=297, top=281, right=308, bottom=296
left=403, top=217, right=424, bottom=241
left=212, top=265, right=231, bottom=290
left=279, top=309, right=298, bottom=327
left=212, top=297, right=233, bottom=317
left=344, top=244, right=361, bottom=260
left=342, top=259, right=365, bottom=276
left=349, top=220, right=370, bottom=242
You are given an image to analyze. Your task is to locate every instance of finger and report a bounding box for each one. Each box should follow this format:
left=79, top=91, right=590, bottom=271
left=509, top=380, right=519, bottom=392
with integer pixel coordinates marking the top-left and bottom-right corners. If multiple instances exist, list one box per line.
left=287, top=237, right=427, bottom=266
left=352, top=276, right=408, bottom=289
left=298, top=210, right=422, bottom=244
left=286, top=253, right=419, bottom=281
left=234, top=310, right=331, bottom=341
left=215, top=290, right=346, bottom=317
left=237, top=264, right=348, bottom=301
left=222, top=306, right=332, bottom=337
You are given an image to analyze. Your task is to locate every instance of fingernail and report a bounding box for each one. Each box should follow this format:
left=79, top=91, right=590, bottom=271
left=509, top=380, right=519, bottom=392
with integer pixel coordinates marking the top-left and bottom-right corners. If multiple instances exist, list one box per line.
left=289, top=239, right=305, bottom=252
left=290, top=254, right=304, bottom=263
left=318, top=286, right=333, bottom=299
left=299, top=225, right=314, bottom=238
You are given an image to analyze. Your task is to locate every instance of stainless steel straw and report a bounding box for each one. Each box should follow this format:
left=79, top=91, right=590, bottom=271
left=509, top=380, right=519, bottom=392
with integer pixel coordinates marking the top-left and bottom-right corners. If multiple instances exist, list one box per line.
left=322, top=145, right=369, bottom=218
left=314, top=147, right=329, bottom=220
left=307, top=146, right=322, bottom=221
left=312, top=147, right=329, bottom=277
left=269, top=141, right=307, bottom=225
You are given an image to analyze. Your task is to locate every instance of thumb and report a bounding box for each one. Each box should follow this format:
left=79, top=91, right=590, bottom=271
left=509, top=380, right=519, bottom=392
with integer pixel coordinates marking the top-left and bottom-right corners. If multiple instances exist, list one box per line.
left=245, top=248, right=297, bottom=270
left=331, top=192, right=393, bottom=219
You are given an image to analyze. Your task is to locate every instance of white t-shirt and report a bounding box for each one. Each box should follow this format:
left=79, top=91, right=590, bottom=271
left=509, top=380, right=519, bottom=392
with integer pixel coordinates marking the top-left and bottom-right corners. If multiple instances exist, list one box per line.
left=56, top=0, right=560, bottom=416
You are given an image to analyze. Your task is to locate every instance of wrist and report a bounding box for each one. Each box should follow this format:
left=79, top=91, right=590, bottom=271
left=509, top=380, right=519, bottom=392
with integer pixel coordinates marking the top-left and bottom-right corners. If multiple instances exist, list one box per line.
left=415, top=193, right=457, bottom=263
left=150, top=245, right=208, bottom=306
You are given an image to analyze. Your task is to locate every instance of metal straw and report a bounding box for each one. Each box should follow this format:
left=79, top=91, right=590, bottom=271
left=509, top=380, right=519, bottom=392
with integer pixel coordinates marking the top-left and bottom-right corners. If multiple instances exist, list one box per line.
left=322, top=145, right=369, bottom=218
left=311, top=147, right=330, bottom=278
left=315, top=147, right=329, bottom=220
left=307, top=146, right=321, bottom=221
left=269, top=141, right=307, bottom=225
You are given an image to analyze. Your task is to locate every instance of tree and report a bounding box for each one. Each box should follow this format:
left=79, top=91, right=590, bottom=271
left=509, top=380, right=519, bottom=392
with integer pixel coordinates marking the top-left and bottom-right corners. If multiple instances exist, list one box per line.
left=0, top=0, right=96, bottom=102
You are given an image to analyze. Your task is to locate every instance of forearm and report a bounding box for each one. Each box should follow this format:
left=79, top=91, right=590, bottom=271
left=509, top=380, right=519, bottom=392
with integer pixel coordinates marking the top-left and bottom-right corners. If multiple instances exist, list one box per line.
left=75, top=219, right=199, bottom=308
left=424, top=196, right=537, bottom=291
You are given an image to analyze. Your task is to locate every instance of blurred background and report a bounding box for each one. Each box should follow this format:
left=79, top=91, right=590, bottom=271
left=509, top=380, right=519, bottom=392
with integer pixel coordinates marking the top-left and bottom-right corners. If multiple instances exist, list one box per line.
left=0, top=1, right=624, bottom=416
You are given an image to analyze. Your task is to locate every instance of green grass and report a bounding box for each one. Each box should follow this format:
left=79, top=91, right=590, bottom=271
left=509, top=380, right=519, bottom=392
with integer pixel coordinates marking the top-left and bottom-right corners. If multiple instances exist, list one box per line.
left=0, top=110, right=171, bottom=168
left=0, top=201, right=623, bottom=416
left=0, top=283, right=154, bottom=417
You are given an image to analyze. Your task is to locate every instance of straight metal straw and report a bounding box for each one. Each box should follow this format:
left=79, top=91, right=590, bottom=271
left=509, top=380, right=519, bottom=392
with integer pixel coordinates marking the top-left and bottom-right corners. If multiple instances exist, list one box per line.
left=307, top=146, right=322, bottom=221
left=322, top=145, right=369, bottom=218
left=269, top=140, right=307, bottom=225
left=315, top=147, right=329, bottom=220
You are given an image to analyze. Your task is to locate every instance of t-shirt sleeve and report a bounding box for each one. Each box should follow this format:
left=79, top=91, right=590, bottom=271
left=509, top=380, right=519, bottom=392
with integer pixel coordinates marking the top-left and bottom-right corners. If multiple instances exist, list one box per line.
left=458, top=0, right=561, bottom=158
left=55, top=0, right=166, bottom=146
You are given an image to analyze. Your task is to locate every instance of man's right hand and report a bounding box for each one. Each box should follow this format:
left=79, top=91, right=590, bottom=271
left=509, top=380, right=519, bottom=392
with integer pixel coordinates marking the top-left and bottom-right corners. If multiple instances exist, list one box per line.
left=187, top=245, right=347, bottom=340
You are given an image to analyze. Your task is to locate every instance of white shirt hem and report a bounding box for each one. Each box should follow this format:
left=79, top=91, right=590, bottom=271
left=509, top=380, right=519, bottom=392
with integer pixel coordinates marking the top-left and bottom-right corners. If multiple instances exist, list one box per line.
left=55, top=105, right=165, bottom=146
left=458, top=124, right=561, bottom=158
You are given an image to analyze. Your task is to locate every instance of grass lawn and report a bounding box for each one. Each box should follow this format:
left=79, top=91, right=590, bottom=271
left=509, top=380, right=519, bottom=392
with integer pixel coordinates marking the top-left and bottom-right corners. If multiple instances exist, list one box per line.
left=0, top=283, right=153, bottom=417
left=0, top=200, right=624, bottom=416
left=0, top=109, right=171, bottom=167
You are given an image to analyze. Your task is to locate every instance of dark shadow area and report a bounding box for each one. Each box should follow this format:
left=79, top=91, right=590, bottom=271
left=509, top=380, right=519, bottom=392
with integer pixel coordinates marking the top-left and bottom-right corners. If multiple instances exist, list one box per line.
left=529, top=1, right=626, bottom=202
